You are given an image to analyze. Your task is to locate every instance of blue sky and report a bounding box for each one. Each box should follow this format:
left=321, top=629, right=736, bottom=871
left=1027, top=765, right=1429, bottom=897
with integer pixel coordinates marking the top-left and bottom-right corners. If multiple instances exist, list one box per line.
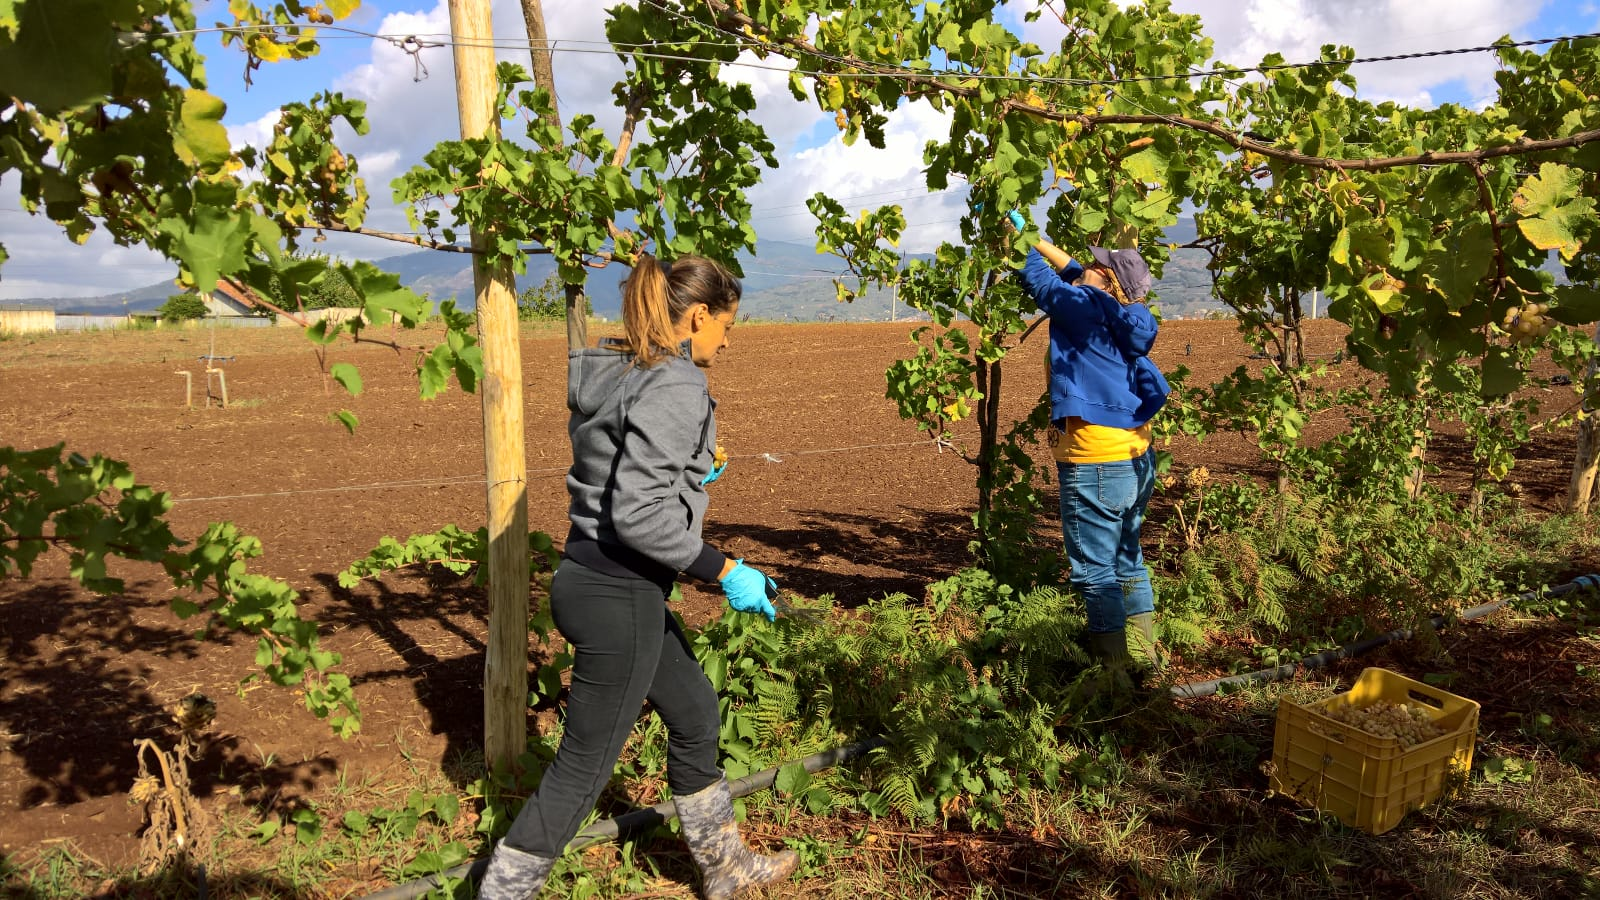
left=4, top=0, right=1598, bottom=299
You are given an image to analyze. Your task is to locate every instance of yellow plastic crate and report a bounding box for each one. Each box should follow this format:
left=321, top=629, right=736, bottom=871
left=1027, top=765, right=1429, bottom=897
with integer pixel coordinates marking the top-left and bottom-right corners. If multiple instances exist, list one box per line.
left=1270, top=667, right=1479, bottom=834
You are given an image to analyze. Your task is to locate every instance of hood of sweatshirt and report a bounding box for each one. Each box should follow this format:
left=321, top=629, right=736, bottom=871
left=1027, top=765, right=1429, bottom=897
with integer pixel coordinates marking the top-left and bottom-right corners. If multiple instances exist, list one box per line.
left=568, top=339, right=704, bottom=416
left=569, top=340, right=634, bottom=417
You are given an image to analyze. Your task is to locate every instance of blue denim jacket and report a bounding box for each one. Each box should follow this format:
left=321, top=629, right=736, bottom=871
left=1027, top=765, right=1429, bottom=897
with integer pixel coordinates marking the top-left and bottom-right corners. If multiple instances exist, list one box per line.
left=1017, top=249, right=1170, bottom=429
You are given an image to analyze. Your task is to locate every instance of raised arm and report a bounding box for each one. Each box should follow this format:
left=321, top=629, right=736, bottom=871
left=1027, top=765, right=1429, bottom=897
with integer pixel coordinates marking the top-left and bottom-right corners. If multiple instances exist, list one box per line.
left=1006, top=209, right=1074, bottom=270
left=1032, top=236, right=1074, bottom=272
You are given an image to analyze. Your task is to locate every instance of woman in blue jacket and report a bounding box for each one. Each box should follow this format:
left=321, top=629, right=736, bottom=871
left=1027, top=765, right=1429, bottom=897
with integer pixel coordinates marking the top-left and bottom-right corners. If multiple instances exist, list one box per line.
left=477, top=254, right=797, bottom=899
left=1011, top=212, right=1170, bottom=682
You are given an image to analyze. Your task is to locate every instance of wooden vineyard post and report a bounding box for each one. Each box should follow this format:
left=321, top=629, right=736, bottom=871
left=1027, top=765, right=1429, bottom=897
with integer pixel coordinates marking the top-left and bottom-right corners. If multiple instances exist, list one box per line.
left=449, top=0, right=531, bottom=772
left=516, top=0, right=588, bottom=351
left=1568, top=323, right=1600, bottom=516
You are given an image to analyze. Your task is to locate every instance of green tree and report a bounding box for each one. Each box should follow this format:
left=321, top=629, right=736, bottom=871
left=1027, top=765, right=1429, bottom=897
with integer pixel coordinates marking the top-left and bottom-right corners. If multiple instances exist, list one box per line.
left=275, top=253, right=360, bottom=310
left=517, top=273, right=590, bottom=321
left=159, top=293, right=207, bottom=322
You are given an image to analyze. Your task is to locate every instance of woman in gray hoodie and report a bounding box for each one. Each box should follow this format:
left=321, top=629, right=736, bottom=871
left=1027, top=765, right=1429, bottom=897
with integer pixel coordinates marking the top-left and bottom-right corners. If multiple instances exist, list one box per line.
left=477, top=254, right=797, bottom=900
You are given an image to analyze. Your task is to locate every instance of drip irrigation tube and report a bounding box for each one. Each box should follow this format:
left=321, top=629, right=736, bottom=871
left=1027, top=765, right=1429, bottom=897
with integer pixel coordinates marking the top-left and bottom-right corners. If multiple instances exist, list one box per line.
left=361, top=575, right=1598, bottom=900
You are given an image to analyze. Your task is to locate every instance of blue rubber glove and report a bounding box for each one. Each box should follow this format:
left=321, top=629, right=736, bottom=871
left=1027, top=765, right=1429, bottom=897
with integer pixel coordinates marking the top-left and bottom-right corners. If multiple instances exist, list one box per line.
left=700, top=459, right=726, bottom=486
left=1007, top=209, right=1027, bottom=230
left=719, top=559, right=778, bottom=621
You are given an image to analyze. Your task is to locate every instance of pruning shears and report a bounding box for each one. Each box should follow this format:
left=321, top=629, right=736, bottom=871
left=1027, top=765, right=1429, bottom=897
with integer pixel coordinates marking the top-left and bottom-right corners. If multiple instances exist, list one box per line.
left=768, top=586, right=826, bottom=625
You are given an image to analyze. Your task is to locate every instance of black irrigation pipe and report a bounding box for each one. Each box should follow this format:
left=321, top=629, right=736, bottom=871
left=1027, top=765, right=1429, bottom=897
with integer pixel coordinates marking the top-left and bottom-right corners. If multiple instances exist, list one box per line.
left=362, top=574, right=1600, bottom=900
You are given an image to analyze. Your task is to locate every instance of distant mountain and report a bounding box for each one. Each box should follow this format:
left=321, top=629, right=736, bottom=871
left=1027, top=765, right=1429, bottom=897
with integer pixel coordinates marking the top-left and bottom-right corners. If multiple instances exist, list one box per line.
left=19, top=279, right=181, bottom=315
left=1152, top=218, right=1223, bottom=318
left=369, top=239, right=927, bottom=322
left=12, top=225, right=1226, bottom=321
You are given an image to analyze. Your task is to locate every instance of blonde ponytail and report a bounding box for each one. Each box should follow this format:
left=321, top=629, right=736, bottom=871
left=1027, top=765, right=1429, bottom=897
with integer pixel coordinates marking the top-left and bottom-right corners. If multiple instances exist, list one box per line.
left=621, top=254, right=681, bottom=368
left=619, top=254, right=743, bottom=367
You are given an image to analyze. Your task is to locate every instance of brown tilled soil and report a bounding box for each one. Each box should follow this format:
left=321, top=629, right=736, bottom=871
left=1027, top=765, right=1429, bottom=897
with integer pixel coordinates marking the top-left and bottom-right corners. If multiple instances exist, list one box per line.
left=0, top=318, right=1591, bottom=885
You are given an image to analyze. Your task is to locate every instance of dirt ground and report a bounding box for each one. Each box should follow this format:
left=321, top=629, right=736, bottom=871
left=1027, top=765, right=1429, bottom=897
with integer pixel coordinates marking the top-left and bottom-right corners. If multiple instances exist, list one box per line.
left=0, top=317, right=1589, bottom=881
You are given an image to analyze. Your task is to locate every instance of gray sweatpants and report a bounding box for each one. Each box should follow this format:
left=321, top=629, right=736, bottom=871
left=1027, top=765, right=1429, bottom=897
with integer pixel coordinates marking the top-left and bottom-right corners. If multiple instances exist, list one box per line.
left=502, top=559, right=723, bottom=857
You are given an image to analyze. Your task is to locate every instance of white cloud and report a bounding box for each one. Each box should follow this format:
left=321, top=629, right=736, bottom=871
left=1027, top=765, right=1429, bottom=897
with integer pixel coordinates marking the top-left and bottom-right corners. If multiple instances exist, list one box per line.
left=230, top=109, right=282, bottom=153
left=749, top=99, right=965, bottom=252
left=1019, top=0, right=1551, bottom=105
left=359, top=150, right=403, bottom=182
left=0, top=192, right=174, bottom=299
left=1208, top=0, right=1543, bottom=104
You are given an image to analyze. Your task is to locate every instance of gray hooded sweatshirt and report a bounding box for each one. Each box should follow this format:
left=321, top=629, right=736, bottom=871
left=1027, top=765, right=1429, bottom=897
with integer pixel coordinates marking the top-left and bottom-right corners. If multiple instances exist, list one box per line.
left=562, top=339, right=726, bottom=587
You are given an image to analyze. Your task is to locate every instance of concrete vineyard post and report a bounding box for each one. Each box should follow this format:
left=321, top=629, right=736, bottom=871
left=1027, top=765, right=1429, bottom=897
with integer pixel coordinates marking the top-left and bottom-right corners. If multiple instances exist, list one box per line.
left=448, top=0, right=531, bottom=772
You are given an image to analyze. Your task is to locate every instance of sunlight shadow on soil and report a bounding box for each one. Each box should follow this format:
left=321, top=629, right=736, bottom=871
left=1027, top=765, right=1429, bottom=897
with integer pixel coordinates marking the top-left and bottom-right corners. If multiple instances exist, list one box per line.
left=705, top=506, right=976, bottom=607
left=0, top=578, right=200, bottom=807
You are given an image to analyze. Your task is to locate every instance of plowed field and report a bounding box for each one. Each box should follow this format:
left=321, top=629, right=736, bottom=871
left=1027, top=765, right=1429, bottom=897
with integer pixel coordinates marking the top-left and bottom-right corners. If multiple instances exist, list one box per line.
left=0, top=318, right=1584, bottom=873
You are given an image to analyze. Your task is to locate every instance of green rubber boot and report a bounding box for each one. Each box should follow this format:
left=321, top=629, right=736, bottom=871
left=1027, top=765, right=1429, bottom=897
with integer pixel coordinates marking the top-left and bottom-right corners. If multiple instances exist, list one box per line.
left=1086, top=629, right=1133, bottom=667
left=1125, top=613, right=1166, bottom=672
left=1072, top=630, right=1136, bottom=704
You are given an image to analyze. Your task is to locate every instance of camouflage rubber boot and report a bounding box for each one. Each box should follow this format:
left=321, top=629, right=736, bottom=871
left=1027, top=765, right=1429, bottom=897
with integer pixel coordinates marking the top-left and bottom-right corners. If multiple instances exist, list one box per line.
left=476, top=841, right=556, bottom=900
left=676, top=777, right=799, bottom=900
left=1125, top=613, right=1166, bottom=672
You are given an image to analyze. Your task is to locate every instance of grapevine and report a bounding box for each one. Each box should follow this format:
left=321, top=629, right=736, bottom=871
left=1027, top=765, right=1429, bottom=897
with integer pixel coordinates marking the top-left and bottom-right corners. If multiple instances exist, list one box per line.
left=3, top=0, right=1599, bottom=767
left=0, top=445, right=360, bottom=736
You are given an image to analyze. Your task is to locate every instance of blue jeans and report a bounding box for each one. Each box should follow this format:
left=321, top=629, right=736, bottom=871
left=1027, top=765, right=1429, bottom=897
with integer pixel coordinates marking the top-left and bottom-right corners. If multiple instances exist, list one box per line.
left=1058, top=450, right=1156, bottom=635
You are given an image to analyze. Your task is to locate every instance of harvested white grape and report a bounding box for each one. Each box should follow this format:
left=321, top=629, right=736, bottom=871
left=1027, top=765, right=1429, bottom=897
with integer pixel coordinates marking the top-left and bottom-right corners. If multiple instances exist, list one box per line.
left=1324, top=700, right=1446, bottom=747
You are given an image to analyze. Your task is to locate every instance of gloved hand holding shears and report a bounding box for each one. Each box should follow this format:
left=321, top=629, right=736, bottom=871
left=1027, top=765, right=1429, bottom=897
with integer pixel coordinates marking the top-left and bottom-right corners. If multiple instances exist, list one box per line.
left=719, top=559, right=778, bottom=621
left=717, top=559, right=826, bottom=624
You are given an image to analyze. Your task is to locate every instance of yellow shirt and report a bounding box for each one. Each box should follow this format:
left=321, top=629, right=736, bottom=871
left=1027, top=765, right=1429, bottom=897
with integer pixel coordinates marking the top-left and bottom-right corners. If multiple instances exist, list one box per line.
left=1052, top=417, right=1152, bottom=464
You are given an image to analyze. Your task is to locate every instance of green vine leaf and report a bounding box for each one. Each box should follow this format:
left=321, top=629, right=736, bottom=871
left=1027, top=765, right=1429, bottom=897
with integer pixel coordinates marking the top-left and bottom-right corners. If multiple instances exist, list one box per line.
left=157, top=188, right=252, bottom=293
left=1549, top=285, right=1600, bottom=325
left=329, top=362, right=362, bottom=396
left=0, top=0, right=115, bottom=112
left=1421, top=220, right=1494, bottom=309
left=1480, top=346, right=1524, bottom=397
left=1121, top=146, right=1169, bottom=184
